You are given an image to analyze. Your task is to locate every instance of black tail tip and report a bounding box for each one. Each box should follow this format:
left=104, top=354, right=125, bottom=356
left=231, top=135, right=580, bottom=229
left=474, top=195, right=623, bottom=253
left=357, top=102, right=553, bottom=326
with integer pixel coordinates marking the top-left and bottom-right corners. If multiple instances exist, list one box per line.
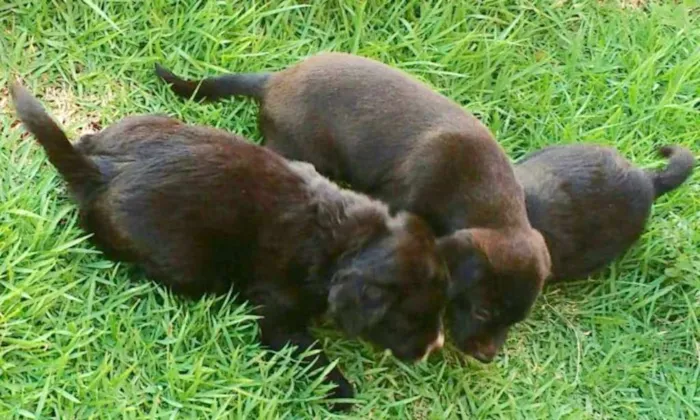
left=9, top=80, right=42, bottom=115
left=154, top=63, right=181, bottom=84
left=154, top=62, right=170, bottom=79
left=9, top=79, right=29, bottom=102
left=658, top=145, right=675, bottom=158
left=657, top=144, right=695, bottom=165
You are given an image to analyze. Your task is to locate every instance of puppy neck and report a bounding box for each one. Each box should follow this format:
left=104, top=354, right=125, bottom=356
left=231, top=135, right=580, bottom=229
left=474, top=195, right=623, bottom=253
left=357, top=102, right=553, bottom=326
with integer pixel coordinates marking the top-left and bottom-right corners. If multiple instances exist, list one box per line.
left=287, top=160, right=392, bottom=285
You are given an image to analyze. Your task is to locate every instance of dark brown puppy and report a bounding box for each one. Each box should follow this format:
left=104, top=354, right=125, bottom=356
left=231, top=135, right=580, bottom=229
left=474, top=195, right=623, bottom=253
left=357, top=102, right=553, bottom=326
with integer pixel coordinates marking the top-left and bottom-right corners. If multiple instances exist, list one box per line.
left=516, top=144, right=694, bottom=282
left=155, top=52, right=552, bottom=363
left=11, top=82, right=448, bottom=411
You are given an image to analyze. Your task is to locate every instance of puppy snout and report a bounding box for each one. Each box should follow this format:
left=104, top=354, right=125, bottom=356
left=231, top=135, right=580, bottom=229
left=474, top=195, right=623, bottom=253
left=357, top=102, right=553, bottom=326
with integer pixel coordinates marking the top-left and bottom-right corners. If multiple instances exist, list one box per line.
left=471, top=349, right=495, bottom=364
left=468, top=341, right=498, bottom=363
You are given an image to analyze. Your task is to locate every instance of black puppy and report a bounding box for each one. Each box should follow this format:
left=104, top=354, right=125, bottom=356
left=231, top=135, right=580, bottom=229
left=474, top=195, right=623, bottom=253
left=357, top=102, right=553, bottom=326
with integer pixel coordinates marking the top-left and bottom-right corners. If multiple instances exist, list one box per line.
left=155, top=53, right=552, bottom=363
left=10, top=82, right=447, bottom=410
left=516, top=144, right=694, bottom=282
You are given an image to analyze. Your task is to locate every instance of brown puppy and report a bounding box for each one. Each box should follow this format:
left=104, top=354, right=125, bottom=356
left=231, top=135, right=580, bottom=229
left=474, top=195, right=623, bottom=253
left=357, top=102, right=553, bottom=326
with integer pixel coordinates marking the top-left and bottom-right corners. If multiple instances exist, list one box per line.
left=156, top=52, right=552, bottom=363
left=11, top=82, right=447, bottom=411
left=516, top=144, right=694, bottom=282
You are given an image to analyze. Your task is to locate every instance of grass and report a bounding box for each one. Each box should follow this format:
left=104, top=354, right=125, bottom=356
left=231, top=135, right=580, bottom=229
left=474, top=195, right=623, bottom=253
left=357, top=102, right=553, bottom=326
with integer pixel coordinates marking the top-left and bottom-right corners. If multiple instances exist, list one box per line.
left=1, top=0, right=699, bottom=418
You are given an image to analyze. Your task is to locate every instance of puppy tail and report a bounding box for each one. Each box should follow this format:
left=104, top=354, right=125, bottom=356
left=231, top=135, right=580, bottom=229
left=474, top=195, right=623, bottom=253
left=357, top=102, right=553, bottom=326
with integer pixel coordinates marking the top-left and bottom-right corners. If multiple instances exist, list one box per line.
left=155, top=63, right=270, bottom=102
left=10, top=81, right=102, bottom=194
left=648, top=145, right=695, bottom=199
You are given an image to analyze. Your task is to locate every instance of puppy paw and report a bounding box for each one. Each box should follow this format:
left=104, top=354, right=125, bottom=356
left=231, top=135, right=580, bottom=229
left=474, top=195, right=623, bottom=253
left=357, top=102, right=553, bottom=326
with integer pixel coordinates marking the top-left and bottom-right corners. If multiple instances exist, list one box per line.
left=328, top=377, right=355, bottom=412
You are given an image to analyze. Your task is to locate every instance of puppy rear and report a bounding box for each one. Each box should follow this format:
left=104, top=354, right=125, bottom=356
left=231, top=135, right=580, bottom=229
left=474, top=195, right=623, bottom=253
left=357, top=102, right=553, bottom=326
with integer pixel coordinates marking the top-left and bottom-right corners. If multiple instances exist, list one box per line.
left=10, top=82, right=103, bottom=198
left=648, top=145, right=695, bottom=198
left=516, top=143, right=694, bottom=282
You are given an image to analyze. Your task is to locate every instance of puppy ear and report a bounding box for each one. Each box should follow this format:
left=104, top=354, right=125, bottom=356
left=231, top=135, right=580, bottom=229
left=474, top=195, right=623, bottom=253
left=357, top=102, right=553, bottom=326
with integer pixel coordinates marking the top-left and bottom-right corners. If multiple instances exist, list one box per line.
left=436, top=235, right=464, bottom=270
left=437, top=232, right=487, bottom=296
left=437, top=231, right=479, bottom=269
left=328, top=207, right=388, bottom=259
left=328, top=280, right=391, bottom=336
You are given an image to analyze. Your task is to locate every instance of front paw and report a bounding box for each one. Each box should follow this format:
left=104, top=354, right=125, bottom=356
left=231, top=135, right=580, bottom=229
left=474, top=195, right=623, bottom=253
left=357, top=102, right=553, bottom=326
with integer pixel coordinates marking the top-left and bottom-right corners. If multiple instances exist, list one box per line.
left=328, top=376, right=355, bottom=412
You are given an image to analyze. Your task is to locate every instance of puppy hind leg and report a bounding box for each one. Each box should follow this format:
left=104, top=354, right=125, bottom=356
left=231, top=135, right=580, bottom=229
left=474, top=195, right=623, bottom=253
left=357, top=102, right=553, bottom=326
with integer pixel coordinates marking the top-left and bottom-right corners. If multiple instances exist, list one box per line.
left=136, top=258, right=225, bottom=299
left=132, top=237, right=233, bottom=299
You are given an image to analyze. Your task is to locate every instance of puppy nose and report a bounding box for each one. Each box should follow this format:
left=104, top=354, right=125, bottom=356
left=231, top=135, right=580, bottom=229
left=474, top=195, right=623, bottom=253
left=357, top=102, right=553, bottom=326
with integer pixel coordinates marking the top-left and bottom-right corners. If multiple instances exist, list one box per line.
left=470, top=342, right=497, bottom=363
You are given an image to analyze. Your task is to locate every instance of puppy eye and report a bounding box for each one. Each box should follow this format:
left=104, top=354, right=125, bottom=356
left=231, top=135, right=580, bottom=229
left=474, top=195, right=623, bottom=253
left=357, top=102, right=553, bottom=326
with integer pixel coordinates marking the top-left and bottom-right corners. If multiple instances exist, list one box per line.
left=362, top=284, right=384, bottom=301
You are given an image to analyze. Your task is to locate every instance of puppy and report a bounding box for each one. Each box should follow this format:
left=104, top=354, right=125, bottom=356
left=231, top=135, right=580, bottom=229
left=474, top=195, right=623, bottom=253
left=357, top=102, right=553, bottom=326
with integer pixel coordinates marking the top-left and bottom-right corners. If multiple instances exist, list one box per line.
left=515, top=144, right=694, bottom=282
left=11, top=82, right=447, bottom=411
left=155, top=52, right=552, bottom=363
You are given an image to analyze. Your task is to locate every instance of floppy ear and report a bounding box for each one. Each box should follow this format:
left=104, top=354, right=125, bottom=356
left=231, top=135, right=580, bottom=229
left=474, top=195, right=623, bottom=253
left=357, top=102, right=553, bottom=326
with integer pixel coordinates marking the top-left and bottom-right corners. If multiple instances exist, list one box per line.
left=437, top=235, right=465, bottom=270
left=437, top=232, right=487, bottom=297
left=327, top=207, right=389, bottom=259
left=328, top=279, right=392, bottom=337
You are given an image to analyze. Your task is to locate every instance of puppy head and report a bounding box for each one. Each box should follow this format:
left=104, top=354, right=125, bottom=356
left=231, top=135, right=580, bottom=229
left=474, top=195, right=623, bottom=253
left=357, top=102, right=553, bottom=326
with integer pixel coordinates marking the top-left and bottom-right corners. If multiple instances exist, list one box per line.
left=438, top=228, right=550, bottom=363
left=328, top=212, right=448, bottom=361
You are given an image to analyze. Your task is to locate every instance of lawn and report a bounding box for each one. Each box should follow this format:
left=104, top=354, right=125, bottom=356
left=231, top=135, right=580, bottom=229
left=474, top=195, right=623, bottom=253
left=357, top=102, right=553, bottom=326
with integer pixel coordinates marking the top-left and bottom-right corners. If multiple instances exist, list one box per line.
left=1, top=1, right=698, bottom=418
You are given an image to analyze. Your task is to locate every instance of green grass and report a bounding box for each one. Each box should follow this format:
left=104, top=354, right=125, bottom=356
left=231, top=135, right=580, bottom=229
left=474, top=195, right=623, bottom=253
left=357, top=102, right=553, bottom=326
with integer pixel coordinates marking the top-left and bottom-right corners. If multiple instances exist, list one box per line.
left=1, top=0, right=699, bottom=418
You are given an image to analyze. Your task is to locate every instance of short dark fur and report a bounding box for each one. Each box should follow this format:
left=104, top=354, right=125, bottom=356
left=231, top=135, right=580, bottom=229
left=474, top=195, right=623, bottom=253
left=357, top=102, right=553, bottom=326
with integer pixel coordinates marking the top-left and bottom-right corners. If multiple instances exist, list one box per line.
left=11, top=82, right=447, bottom=410
left=516, top=144, right=695, bottom=281
left=156, top=52, right=552, bottom=363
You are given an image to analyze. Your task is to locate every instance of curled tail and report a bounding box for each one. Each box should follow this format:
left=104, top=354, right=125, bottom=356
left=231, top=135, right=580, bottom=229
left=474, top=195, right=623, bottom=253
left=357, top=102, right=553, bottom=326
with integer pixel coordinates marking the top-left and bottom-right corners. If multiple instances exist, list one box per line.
left=155, top=63, right=270, bottom=102
left=648, top=145, right=695, bottom=199
left=10, top=81, right=102, bottom=195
